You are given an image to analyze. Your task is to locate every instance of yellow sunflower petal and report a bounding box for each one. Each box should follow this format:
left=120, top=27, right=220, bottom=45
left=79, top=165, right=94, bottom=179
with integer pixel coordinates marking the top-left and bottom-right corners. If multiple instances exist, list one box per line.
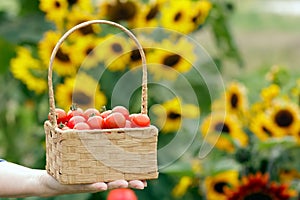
left=10, top=47, right=47, bottom=94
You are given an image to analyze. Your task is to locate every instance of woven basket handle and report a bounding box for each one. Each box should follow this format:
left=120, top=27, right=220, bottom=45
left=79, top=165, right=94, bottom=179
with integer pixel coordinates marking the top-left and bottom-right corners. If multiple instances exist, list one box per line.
left=48, top=20, right=148, bottom=127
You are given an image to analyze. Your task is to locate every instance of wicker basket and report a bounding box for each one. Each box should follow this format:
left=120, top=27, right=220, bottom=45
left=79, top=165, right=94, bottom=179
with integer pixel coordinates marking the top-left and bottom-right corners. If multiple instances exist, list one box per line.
left=45, top=20, right=159, bottom=184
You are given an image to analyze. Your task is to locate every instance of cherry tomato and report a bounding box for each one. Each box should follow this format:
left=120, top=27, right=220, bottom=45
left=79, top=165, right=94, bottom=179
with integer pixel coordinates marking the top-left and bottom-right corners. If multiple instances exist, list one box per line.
left=105, top=112, right=126, bottom=128
left=112, top=106, right=130, bottom=119
left=67, top=115, right=86, bottom=129
left=125, top=120, right=133, bottom=128
left=130, top=114, right=150, bottom=127
left=87, top=115, right=104, bottom=129
left=107, top=188, right=137, bottom=200
left=74, top=122, right=90, bottom=130
left=83, top=108, right=101, bottom=119
left=48, top=108, right=67, bottom=124
left=66, top=107, right=84, bottom=121
left=100, top=110, right=112, bottom=119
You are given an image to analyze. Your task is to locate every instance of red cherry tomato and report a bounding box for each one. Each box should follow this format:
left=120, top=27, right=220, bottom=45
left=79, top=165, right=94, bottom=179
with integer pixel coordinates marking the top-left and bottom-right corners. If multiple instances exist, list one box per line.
left=83, top=108, right=101, bottom=119
left=124, top=120, right=132, bottom=128
left=66, top=107, right=84, bottom=121
left=87, top=115, right=104, bottom=129
left=107, top=188, right=138, bottom=200
left=105, top=112, right=126, bottom=128
left=100, top=110, right=112, bottom=119
left=48, top=108, right=67, bottom=124
left=130, top=114, right=150, bottom=127
left=112, top=106, right=130, bottom=119
left=67, top=115, right=86, bottom=129
left=74, top=122, right=90, bottom=130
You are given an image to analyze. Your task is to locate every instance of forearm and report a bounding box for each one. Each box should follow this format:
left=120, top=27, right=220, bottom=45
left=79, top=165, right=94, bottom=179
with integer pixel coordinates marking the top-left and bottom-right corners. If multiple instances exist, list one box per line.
left=0, top=161, right=145, bottom=198
left=0, top=162, right=104, bottom=197
left=0, top=161, right=42, bottom=198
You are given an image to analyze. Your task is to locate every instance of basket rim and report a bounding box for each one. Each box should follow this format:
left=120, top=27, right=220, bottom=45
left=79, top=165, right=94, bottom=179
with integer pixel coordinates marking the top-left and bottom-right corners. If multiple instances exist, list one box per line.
left=48, top=20, right=148, bottom=128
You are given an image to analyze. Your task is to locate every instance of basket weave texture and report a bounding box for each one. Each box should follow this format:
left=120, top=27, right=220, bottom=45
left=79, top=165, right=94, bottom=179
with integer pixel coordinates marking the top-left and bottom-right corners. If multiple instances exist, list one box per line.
left=45, top=20, right=159, bottom=184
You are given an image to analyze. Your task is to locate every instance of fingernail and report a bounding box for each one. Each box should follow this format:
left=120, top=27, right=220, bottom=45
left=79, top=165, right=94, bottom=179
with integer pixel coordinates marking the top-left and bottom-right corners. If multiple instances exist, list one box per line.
left=95, top=183, right=107, bottom=190
left=132, top=183, right=144, bottom=190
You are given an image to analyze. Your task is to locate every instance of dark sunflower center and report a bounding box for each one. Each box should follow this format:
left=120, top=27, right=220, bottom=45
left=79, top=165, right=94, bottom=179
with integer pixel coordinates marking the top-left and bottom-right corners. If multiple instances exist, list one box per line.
left=192, top=16, right=198, bottom=23
left=146, top=5, right=159, bottom=21
left=72, top=91, right=92, bottom=106
left=67, top=0, right=78, bottom=6
left=174, top=12, right=182, bottom=22
left=244, top=192, right=272, bottom=200
left=111, top=43, right=123, bottom=53
left=168, top=111, right=181, bottom=120
left=230, top=93, right=239, bottom=108
left=262, top=126, right=272, bottom=136
left=85, top=47, right=94, bottom=55
left=78, top=22, right=94, bottom=35
left=213, top=181, right=228, bottom=194
left=107, top=1, right=137, bottom=21
left=274, top=109, right=294, bottom=127
left=214, top=122, right=230, bottom=133
left=56, top=49, right=70, bottom=62
left=163, top=54, right=180, bottom=67
left=54, top=1, right=61, bottom=8
left=130, top=49, right=141, bottom=61
left=192, top=11, right=202, bottom=23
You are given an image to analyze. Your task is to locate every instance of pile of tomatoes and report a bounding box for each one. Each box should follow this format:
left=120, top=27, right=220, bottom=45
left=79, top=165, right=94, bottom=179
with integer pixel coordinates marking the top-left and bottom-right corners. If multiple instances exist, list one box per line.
left=48, top=105, right=151, bottom=130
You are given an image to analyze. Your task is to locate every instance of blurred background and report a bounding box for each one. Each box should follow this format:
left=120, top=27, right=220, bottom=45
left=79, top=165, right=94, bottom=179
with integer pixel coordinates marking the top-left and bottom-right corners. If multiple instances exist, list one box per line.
left=0, top=0, right=300, bottom=199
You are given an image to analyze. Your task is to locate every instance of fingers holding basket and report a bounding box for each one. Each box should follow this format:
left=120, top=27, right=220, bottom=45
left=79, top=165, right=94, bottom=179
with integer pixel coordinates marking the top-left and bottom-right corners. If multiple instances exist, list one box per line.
left=128, top=180, right=147, bottom=190
left=107, top=180, right=146, bottom=190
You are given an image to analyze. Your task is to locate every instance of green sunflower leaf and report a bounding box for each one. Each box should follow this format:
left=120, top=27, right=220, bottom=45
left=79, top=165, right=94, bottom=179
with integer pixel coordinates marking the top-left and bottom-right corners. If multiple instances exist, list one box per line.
left=0, top=13, right=52, bottom=44
left=257, top=136, right=297, bottom=150
left=0, top=37, right=16, bottom=74
left=159, top=160, right=195, bottom=177
left=205, top=158, right=240, bottom=176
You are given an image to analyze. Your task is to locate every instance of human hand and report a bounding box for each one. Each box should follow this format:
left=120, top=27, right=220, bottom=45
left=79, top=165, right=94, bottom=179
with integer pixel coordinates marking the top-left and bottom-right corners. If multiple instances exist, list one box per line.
left=38, top=170, right=146, bottom=197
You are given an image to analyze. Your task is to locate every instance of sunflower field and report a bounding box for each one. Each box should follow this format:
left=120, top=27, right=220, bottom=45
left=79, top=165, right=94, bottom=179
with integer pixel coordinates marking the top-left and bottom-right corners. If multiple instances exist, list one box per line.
left=0, top=0, right=300, bottom=199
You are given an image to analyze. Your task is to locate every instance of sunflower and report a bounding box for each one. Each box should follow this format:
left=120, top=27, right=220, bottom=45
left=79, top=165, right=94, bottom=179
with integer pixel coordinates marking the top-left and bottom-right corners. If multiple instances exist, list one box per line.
left=260, top=84, right=280, bottom=104
left=121, top=36, right=156, bottom=69
left=128, top=3, right=160, bottom=29
left=98, top=34, right=131, bottom=71
left=39, top=0, right=68, bottom=29
left=55, top=73, right=107, bottom=111
left=190, top=0, right=212, bottom=29
left=279, top=168, right=300, bottom=184
left=65, top=9, right=100, bottom=39
left=38, top=31, right=77, bottom=76
left=67, top=0, right=93, bottom=13
left=250, top=113, right=285, bottom=141
left=226, top=172, right=296, bottom=200
left=268, top=100, right=300, bottom=135
left=224, top=81, right=248, bottom=115
left=151, top=97, right=200, bottom=133
left=201, top=112, right=248, bottom=152
left=160, top=0, right=196, bottom=34
left=172, top=176, right=193, bottom=198
left=10, top=47, right=47, bottom=94
left=147, top=37, right=195, bottom=80
left=98, top=0, right=139, bottom=23
left=70, top=35, right=103, bottom=69
left=205, top=170, right=239, bottom=200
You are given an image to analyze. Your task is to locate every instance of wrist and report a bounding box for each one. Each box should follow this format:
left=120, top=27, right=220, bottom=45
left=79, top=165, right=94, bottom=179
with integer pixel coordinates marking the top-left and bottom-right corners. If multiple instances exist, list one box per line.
left=34, top=170, right=59, bottom=197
